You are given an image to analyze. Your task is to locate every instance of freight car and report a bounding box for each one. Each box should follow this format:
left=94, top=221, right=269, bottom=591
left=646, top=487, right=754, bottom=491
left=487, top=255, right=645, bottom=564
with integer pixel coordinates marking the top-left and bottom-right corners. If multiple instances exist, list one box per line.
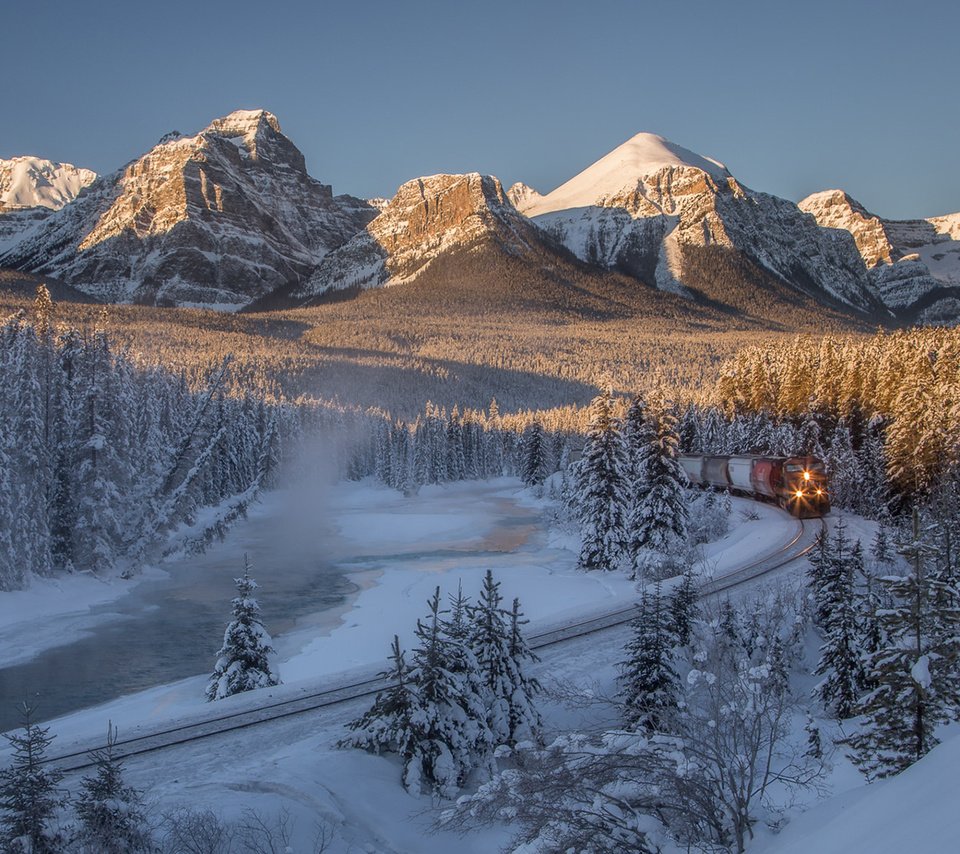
left=678, top=454, right=830, bottom=518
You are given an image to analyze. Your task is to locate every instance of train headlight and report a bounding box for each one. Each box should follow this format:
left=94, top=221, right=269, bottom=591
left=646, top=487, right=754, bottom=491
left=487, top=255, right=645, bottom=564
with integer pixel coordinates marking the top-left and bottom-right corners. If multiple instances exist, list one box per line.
left=803, top=471, right=810, bottom=481
left=816, top=488, right=823, bottom=496
left=795, top=490, right=804, bottom=498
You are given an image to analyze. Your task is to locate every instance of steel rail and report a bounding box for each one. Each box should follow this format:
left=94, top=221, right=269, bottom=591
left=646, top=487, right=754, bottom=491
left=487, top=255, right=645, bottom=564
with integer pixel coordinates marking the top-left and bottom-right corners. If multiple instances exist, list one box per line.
left=42, top=512, right=824, bottom=773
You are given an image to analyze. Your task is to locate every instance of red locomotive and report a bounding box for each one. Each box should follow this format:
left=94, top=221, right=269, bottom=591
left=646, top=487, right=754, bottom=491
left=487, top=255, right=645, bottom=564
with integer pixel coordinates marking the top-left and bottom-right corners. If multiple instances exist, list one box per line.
left=679, top=454, right=831, bottom=518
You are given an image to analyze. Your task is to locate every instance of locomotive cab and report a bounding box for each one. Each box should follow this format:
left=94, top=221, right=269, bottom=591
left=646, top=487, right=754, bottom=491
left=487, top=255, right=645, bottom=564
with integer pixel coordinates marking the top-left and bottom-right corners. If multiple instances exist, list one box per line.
left=780, top=457, right=830, bottom=518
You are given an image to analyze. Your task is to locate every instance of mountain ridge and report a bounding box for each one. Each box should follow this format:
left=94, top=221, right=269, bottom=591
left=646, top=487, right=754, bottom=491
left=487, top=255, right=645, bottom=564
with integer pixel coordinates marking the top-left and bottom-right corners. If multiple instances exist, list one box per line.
left=0, top=112, right=956, bottom=324
left=0, top=110, right=375, bottom=308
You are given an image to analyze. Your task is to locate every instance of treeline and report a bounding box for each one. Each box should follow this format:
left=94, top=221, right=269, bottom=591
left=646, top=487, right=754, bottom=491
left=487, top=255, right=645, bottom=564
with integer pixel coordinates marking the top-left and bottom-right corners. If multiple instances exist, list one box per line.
left=350, top=401, right=571, bottom=493
left=0, top=292, right=282, bottom=589
left=712, top=327, right=960, bottom=496
left=0, top=289, right=371, bottom=592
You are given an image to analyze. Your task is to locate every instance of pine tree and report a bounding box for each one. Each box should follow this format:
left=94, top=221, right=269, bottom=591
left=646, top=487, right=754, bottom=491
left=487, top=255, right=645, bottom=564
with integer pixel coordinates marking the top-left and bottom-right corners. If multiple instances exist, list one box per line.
left=445, top=412, right=466, bottom=482
left=206, top=556, right=280, bottom=701
left=72, top=723, right=152, bottom=853
left=626, top=397, right=689, bottom=573
left=847, top=511, right=960, bottom=778
left=871, top=524, right=893, bottom=567
left=409, top=588, right=491, bottom=795
left=341, top=636, right=425, bottom=794
left=669, top=567, right=699, bottom=647
left=814, top=530, right=867, bottom=719
left=0, top=703, right=64, bottom=854
left=519, top=422, right=550, bottom=489
left=825, top=420, right=861, bottom=511
left=576, top=390, right=629, bottom=571
left=468, top=571, right=543, bottom=747
left=804, top=713, right=823, bottom=760
left=506, top=597, right=544, bottom=747
left=439, top=585, right=492, bottom=769
left=619, top=583, right=680, bottom=733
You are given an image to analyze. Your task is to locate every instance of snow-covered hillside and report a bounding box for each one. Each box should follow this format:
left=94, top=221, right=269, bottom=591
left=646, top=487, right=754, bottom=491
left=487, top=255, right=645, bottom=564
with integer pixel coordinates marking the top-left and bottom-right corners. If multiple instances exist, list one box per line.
left=753, top=730, right=960, bottom=854
left=519, top=132, right=730, bottom=218
left=515, top=132, right=885, bottom=316
left=0, top=156, right=95, bottom=212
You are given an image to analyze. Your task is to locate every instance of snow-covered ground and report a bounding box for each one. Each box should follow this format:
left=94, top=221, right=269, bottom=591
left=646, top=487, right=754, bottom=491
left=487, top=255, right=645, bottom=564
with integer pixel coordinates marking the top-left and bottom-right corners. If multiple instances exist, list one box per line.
left=6, top=479, right=935, bottom=853
left=752, top=726, right=960, bottom=854
left=1, top=478, right=788, bottom=731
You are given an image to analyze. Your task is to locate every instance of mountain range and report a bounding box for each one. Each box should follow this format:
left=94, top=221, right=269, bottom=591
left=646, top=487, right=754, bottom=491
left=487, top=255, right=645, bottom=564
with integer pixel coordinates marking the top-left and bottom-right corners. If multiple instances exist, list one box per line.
left=1, top=110, right=957, bottom=324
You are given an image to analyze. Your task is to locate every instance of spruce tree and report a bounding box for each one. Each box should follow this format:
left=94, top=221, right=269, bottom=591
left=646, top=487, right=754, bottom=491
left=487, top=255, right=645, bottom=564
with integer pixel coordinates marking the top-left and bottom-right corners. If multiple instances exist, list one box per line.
left=576, top=389, right=629, bottom=571
left=814, top=532, right=866, bottom=719
left=619, top=583, right=680, bottom=733
left=410, top=588, right=491, bottom=795
left=72, top=723, right=152, bottom=853
left=0, top=703, right=64, bottom=854
left=505, top=597, right=544, bottom=746
left=669, top=567, right=699, bottom=647
left=871, top=524, right=893, bottom=568
left=206, top=556, right=280, bottom=701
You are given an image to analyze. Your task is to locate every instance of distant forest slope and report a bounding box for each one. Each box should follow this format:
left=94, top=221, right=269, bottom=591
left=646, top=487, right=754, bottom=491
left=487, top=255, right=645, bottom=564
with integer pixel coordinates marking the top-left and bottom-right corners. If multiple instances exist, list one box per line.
left=1, top=258, right=873, bottom=419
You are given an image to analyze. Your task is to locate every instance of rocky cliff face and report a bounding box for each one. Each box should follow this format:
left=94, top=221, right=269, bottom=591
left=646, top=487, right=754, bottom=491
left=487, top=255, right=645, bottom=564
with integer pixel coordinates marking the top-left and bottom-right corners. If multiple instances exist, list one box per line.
left=517, top=133, right=884, bottom=317
left=297, top=172, right=542, bottom=299
left=0, top=110, right=375, bottom=308
left=799, top=190, right=960, bottom=322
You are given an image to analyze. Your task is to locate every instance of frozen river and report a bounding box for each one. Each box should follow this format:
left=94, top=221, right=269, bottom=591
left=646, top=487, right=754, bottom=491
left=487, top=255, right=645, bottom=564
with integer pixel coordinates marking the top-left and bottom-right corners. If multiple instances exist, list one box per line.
left=0, top=480, right=544, bottom=734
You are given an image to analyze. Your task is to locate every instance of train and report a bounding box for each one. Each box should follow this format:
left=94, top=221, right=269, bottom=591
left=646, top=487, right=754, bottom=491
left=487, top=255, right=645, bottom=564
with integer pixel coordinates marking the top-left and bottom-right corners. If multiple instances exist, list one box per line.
left=678, top=454, right=831, bottom=518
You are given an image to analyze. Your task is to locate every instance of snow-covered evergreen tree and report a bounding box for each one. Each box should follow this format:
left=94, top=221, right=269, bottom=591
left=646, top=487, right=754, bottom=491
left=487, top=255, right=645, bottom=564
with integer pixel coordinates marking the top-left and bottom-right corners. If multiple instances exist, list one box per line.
left=0, top=703, right=64, bottom=854
left=72, top=723, right=152, bottom=854
left=445, top=411, right=466, bottom=482
left=408, top=588, right=491, bottom=795
left=575, top=389, right=629, bottom=571
left=825, top=420, right=861, bottom=511
left=627, top=397, right=689, bottom=573
left=620, top=583, right=680, bottom=733
left=670, top=567, right=699, bottom=647
left=341, top=636, right=425, bottom=794
left=871, top=524, right=893, bottom=568
left=467, top=571, right=543, bottom=747
left=847, top=511, right=960, bottom=777
left=505, top=597, right=544, bottom=747
left=519, top=422, right=549, bottom=489
left=206, top=556, right=280, bottom=701
left=813, top=523, right=867, bottom=719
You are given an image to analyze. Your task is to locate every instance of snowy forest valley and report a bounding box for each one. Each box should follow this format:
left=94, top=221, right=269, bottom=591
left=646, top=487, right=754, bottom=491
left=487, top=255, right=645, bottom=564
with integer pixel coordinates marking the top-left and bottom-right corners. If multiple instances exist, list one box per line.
left=3, top=271, right=960, bottom=854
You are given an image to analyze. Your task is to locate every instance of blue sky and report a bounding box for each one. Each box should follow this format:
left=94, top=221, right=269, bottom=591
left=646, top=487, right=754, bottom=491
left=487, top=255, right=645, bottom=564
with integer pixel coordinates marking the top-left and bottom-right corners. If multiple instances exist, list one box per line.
left=2, top=0, right=957, bottom=218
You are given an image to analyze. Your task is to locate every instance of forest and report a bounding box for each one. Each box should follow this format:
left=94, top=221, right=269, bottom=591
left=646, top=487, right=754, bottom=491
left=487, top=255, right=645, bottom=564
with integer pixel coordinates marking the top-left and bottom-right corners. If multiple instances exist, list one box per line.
left=2, top=279, right=959, bottom=852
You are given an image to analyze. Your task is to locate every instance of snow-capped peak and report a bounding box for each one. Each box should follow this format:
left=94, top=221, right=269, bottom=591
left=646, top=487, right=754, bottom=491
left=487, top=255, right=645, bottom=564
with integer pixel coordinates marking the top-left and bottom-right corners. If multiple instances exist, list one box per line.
left=524, top=132, right=729, bottom=217
left=0, top=156, right=96, bottom=212
left=206, top=109, right=282, bottom=139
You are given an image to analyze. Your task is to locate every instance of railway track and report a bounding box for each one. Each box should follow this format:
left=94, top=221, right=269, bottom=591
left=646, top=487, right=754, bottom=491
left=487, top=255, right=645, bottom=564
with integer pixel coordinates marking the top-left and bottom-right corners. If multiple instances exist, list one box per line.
left=43, top=512, right=824, bottom=774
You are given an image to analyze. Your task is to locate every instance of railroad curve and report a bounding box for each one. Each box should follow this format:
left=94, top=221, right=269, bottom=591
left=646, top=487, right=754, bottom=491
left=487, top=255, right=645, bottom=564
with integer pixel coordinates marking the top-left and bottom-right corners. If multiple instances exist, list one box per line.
left=43, top=507, right=824, bottom=774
